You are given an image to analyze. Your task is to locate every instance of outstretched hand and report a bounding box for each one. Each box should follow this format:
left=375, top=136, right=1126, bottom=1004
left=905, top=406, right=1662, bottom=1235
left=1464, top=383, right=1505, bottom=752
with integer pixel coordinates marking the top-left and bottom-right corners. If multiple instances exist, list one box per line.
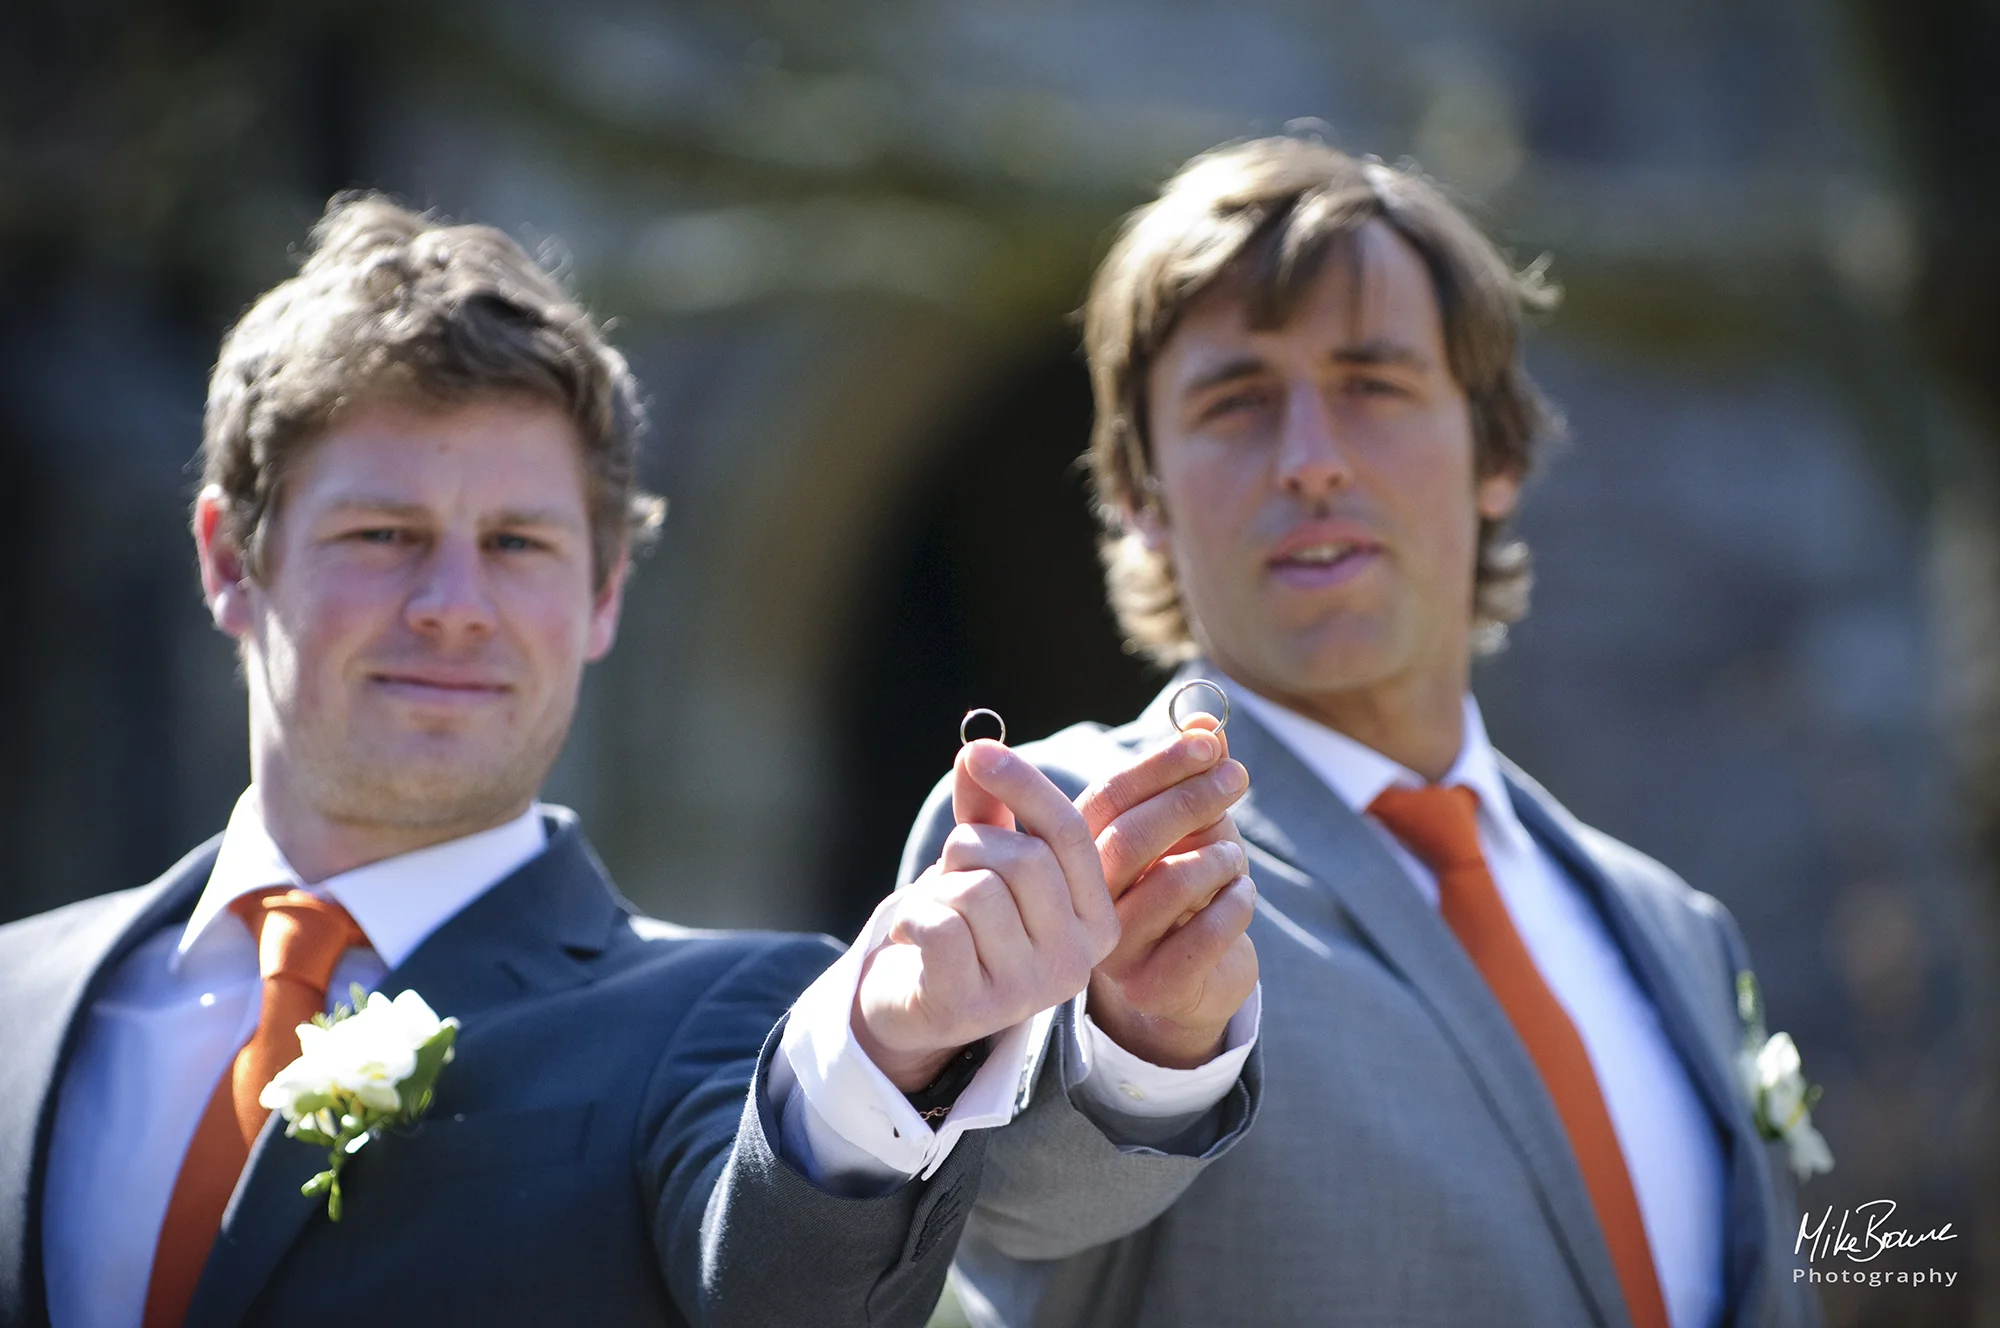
left=1077, top=715, right=1259, bottom=1069
left=852, top=718, right=1258, bottom=1092
left=852, top=741, right=1119, bottom=1092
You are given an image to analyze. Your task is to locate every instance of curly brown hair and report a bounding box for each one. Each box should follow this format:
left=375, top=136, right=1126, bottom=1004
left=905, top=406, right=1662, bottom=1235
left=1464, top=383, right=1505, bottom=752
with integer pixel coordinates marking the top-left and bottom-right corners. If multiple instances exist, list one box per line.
left=1083, top=138, right=1561, bottom=663
left=200, top=192, right=664, bottom=589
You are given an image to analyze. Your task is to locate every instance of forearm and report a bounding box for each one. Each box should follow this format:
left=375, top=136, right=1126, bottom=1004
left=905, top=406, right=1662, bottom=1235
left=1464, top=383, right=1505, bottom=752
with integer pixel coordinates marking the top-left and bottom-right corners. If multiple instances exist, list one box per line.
left=968, top=1002, right=1261, bottom=1261
left=635, top=941, right=972, bottom=1328
left=896, top=760, right=1262, bottom=1258
left=677, top=1025, right=979, bottom=1328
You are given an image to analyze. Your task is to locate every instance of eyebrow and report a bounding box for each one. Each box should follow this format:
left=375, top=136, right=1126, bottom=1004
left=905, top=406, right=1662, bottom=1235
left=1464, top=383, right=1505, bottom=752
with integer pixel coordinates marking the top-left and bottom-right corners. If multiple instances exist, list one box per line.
left=486, top=505, right=584, bottom=529
left=1178, top=339, right=1431, bottom=400
left=319, top=496, right=584, bottom=529
left=1329, top=339, right=1431, bottom=370
left=1179, top=356, right=1268, bottom=399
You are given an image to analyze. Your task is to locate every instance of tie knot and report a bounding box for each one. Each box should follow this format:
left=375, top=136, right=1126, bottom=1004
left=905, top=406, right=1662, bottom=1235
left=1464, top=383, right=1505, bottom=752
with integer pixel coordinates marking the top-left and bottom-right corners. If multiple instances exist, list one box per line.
left=1368, top=784, right=1485, bottom=873
left=230, top=889, right=367, bottom=991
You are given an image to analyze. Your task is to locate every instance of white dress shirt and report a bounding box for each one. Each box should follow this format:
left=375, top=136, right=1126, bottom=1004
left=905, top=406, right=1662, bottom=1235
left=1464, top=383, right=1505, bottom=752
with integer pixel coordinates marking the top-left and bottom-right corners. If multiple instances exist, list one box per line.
left=44, top=787, right=1259, bottom=1326
left=1233, top=687, right=1726, bottom=1328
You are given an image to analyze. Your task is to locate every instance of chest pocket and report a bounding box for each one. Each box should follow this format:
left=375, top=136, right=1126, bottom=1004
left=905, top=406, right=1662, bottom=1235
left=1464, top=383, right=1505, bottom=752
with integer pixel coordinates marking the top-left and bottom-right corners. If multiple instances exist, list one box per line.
left=383, top=1102, right=595, bottom=1178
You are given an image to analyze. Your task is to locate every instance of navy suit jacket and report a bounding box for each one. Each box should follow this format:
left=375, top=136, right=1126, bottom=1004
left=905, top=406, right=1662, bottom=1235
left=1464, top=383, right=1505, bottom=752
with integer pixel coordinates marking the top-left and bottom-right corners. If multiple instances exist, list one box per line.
left=0, top=813, right=981, bottom=1327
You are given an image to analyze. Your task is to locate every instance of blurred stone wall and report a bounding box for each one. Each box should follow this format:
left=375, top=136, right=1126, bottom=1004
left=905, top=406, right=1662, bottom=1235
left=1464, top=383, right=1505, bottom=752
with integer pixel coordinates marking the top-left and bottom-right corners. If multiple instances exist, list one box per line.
left=0, top=1, right=1988, bottom=1322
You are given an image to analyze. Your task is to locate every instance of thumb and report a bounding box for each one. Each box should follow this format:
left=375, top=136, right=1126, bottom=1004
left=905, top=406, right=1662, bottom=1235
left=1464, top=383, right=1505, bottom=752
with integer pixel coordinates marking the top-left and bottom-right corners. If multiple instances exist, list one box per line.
left=953, top=740, right=1017, bottom=829
left=1181, top=710, right=1227, bottom=756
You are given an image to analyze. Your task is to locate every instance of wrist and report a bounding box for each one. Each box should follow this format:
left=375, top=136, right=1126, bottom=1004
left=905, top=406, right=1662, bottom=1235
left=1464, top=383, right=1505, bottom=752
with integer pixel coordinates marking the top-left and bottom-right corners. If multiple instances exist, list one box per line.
left=904, top=1039, right=993, bottom=1122
left=1087, top=981, right=1227, bottom=1070
left=849, top=991, right=960, bottom=1093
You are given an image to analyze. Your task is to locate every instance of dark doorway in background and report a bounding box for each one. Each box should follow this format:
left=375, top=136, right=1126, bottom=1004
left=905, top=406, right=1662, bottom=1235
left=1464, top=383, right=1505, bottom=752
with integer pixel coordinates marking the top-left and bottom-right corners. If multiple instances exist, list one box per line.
left=819, top=345, right=1163, bottom=938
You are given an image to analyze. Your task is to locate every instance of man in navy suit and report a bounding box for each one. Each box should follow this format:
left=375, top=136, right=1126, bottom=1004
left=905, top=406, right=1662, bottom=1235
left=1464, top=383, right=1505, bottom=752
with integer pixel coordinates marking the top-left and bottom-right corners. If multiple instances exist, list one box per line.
left=0, top=193, right=1257, bottom=1327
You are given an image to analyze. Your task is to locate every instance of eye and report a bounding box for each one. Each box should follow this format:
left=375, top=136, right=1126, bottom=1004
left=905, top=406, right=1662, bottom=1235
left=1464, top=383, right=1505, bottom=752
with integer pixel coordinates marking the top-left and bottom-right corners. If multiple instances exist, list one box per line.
left=348, top=527, right=410, bottom=545
left=1348, top=376, right=1405, bottom=397
left=1203, top=387, right=1274, bottom=421
left=488, top=531, right=550, bottom=553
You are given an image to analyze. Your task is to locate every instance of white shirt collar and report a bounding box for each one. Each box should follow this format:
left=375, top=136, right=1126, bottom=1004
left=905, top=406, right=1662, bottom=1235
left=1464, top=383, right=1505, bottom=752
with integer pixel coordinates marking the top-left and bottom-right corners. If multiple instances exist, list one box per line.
left=174, top=788, right=550, bottom=974
left=1226, top=682, right=1533, bottom=857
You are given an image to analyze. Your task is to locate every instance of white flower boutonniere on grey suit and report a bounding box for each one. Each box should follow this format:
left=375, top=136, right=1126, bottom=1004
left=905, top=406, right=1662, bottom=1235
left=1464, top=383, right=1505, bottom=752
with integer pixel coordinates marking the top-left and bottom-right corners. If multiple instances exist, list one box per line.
left=257, top=986, right=460, bottom=1219
left=1735, top=972, right=1834, bottom=1181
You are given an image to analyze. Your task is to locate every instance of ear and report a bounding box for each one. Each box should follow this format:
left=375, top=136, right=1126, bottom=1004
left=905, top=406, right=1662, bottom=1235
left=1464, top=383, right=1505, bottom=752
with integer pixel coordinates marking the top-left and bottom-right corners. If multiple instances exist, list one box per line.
left=193, top=487, right=256, bottom=640
left=1123, top=493, right=1171, bottom=556
left=584, top=547, right=631, bottom=662
left=1475, top=468, right=1522, bottom=523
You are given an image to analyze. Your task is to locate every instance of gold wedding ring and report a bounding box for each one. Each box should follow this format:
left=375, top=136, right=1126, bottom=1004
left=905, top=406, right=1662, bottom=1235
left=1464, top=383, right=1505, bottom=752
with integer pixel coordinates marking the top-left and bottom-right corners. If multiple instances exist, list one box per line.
left=960, top=707, right=1007, bottom=746
left=1168, top=679, right=1229, bottom=733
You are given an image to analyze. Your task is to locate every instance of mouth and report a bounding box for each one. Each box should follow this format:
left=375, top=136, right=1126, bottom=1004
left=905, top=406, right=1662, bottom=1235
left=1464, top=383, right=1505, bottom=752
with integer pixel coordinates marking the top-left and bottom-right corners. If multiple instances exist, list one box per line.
left=368, top=672, right=513, bottom=703
left=1267, top=538, right=1383, bottom=588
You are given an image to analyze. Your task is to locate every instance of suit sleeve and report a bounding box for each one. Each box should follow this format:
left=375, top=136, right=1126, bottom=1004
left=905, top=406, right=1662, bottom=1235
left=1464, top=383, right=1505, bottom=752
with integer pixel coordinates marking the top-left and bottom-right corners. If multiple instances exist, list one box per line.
left=899, top=770, right=1260, bottom=1262
left=640, top=937, right=984, bottom=1328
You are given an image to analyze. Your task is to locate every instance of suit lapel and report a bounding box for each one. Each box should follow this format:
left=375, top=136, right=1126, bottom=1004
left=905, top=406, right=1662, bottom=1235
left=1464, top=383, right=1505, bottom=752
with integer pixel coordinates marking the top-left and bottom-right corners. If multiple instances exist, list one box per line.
left=0, top=840, right=217, bottom=1326
left=1503, top=775, right=1743, bottom=1144
left=1504, top=770, right=1779, bottom=1324
left=185, top=815, right=629, bottom=1328
left=1215, top=704, right=1634, bottom=1328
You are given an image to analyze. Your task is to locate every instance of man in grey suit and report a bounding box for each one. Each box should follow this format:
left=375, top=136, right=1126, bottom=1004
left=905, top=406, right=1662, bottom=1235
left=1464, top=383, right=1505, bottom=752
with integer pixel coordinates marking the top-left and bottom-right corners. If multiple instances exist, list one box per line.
left=0, top=193, right=1252, bottom=1327
left=901, top=138, right=1826, bottom=1327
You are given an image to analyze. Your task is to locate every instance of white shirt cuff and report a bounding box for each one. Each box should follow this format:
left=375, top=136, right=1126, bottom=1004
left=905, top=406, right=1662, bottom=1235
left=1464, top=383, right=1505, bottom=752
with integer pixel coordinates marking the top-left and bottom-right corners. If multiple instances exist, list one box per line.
left=768, top=896, right=1057, bottom=1191
left=1071, top=982, right=1261, bottom=1119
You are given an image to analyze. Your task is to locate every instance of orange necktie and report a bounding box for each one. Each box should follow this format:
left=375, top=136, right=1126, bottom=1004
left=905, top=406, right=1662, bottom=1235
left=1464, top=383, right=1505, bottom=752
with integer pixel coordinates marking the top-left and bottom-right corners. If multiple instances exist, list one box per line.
left=1370, top=785, right=1669, bottom=1328
left=142, top=890, right=366, bottom=1328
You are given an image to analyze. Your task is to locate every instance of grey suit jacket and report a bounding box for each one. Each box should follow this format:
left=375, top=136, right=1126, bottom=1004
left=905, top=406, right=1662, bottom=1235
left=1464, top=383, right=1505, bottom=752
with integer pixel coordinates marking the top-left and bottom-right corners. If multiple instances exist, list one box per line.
left=900, top=672, right=1820, bottom=1328
left=0, top=810, right=979, bottom=1328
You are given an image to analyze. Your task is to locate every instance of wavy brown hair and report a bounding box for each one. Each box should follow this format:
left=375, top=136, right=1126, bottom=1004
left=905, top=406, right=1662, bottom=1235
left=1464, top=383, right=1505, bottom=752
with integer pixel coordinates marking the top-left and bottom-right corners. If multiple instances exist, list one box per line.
left=1083, top=137, right=1561, bottom=663
left=201, top=192, right=663, bottom=589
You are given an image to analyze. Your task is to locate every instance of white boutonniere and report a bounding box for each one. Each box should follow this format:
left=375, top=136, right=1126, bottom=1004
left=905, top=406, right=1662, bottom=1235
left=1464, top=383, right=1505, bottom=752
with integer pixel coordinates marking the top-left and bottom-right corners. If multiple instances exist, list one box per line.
left=1735, top=972, right=1833, bottom=1181
left=259, top=986, right=460, bottom=1220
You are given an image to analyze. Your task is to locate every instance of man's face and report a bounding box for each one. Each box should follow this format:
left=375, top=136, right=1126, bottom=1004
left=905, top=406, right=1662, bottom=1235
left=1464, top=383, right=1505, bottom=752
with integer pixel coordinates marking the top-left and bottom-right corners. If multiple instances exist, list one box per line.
left=199, top=396, right=626, bottom=835
left=1139, top=219, right=1519, bottom=709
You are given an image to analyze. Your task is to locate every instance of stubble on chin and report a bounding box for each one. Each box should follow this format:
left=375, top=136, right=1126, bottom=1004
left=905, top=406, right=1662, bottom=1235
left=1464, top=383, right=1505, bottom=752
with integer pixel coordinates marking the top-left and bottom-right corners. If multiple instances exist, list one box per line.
left=292, top=712, right=571, bottom=835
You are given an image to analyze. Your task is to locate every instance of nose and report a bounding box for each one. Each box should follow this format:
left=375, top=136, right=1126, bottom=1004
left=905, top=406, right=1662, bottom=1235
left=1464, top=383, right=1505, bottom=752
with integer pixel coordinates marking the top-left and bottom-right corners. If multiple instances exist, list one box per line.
left=1274, top=380, right=1353, bottom=504
left=405, top=534, right=498, bottom=641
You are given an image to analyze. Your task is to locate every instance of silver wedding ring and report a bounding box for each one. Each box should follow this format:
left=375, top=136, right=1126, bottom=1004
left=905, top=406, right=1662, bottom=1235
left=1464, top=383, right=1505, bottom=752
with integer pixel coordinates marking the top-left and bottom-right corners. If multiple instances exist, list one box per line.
left=960, top=707, right=1007, bottom=746
left=1168, top=679, right=1230, bottom=733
